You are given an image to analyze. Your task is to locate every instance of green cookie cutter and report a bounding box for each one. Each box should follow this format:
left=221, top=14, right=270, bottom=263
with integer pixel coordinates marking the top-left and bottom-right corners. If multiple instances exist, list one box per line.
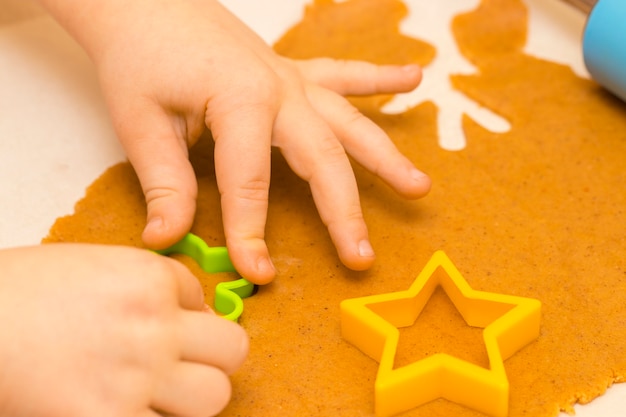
left=156, top=233, right=255, bottom=322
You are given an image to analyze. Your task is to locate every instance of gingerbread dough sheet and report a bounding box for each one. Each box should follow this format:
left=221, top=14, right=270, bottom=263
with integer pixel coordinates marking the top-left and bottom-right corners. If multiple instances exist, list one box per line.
left=1, top=0, right=625, bottom=416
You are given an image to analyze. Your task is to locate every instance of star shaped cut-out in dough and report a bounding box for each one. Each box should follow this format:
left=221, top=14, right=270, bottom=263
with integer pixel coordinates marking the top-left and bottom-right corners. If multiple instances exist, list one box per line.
left=340, top=251, right=541, bottom=417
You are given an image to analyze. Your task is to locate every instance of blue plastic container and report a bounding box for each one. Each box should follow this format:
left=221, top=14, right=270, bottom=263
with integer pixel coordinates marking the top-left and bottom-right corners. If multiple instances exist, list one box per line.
left=583, top=0, right=626, bottom=101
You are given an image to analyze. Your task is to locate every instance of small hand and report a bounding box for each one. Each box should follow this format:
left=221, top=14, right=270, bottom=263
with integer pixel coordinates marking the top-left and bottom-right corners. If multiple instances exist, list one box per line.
left=0, top=244, right=248, bottom=417
left=43, top=0, right=431, bottom=284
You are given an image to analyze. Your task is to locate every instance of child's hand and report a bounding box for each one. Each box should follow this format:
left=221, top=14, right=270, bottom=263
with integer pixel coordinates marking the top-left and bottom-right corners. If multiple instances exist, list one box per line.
left=0, top=244, right=248, bottom=417
left=39, top=0, right=431, bottom=284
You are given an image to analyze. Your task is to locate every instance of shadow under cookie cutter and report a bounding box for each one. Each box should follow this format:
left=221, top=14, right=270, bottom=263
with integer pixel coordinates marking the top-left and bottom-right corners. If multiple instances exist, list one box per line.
left=156, top=233, right=255, bottom=322
left=340, top=250, right=541, bottom=417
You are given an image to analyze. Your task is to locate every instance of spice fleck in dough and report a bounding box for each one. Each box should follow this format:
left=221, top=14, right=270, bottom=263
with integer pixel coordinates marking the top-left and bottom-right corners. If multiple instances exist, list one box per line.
left=45, top=0, right=626, bottom=416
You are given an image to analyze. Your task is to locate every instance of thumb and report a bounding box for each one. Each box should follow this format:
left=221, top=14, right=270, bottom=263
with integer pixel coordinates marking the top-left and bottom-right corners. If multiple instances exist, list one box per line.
left=113, top=103, right=198, bottom=249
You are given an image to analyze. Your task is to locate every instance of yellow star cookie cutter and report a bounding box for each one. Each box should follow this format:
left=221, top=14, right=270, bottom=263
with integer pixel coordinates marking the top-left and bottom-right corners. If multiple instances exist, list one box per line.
left=340, top=250, right=541, bottom=417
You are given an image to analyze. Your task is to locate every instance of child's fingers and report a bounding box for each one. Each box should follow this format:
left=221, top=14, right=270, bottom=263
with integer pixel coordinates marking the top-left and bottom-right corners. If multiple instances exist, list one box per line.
left=160, top=256, right=205, bottom=311
left=111, top=100, right=198, bottom=250
left=294, top=58, right=422, bottom=96
left=178, top=312, right=249, bottom=374
left=152, top=362, right=231, bottom=417
left=208, top=100, right=276, bottom=285
left=307, top=86, right=431, bottom=199
left=275, top=99, right=375, bottom=271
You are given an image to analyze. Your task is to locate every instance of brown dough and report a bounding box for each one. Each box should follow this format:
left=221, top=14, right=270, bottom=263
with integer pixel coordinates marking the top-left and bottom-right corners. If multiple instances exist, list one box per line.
left=46, top=0, right=626, bottom=415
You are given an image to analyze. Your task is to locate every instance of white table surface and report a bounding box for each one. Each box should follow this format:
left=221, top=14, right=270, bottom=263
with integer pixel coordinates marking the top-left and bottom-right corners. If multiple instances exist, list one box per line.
left=0, top=0, right=623, bottom=414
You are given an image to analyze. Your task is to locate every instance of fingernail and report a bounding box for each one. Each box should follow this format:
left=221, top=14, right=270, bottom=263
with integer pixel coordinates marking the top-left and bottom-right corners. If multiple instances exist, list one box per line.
left=145, top=216, right=163, bottom=232
left=358, top=239, right=375, bottom=257
left=410, top=168, right=428, bottom=182
left=402, top=64, right=420, bottom=73
left=257, top=256, right=275, bottom=275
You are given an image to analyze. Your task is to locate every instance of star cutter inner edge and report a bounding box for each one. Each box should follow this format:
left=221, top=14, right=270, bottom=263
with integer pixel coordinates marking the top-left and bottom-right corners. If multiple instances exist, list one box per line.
left=156, top=233, right=255, bottom=322
left=340, top=250, right=541, bottom=417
